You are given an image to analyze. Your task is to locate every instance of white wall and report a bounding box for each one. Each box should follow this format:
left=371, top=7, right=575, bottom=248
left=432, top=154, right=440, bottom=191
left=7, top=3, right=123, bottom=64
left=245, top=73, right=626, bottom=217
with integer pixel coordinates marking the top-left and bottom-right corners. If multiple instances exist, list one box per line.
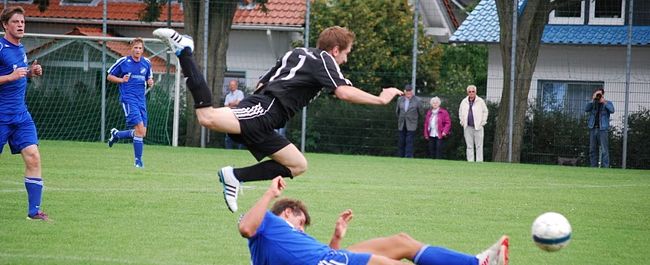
left=226, top=29, right=297, bottom=93
left=486, top=44, right=650, bottom=125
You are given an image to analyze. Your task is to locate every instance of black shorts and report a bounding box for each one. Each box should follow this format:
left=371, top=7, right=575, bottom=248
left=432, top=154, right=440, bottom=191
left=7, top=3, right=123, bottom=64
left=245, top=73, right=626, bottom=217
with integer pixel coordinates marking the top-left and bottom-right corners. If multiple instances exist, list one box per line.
left=228, top=94, right=291, bottom=161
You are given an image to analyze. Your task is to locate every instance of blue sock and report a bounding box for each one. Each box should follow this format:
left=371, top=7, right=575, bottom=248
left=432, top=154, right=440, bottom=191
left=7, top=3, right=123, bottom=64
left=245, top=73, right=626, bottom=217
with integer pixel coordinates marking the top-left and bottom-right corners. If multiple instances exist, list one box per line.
left=413, top=245, right=478, bottom=265
left=133, top=136, right=143, bottom=163
left=24, top=177, right=43, bottom=217
left=115, top=129, right=134, bottom=140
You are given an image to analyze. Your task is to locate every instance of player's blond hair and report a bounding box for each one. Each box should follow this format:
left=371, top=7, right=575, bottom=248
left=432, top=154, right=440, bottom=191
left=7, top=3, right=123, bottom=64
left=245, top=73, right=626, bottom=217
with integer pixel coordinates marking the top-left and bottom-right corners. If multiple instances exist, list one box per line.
left=1, top=6, right=25, bottom=30
left=130, top=37, right=145, bottom=47
left=316, top=26, right=355, bottom=53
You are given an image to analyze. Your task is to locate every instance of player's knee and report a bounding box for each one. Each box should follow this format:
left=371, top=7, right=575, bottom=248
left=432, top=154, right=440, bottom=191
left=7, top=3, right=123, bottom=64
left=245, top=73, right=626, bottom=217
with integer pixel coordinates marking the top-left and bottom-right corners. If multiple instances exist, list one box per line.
left=393, top=232, right=416, bottom=244
left=290, top=160, right=308, bottom=177
left=23, top=149, right=41, bottom=169
left=196, top=112, right=213, bottom=127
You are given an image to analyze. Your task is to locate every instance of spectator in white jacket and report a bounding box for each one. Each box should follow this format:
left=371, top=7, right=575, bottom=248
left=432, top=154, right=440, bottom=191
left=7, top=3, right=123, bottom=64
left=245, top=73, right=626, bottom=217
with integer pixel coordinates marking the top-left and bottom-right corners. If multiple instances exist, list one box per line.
left=458, top=85, right=488, bottom=162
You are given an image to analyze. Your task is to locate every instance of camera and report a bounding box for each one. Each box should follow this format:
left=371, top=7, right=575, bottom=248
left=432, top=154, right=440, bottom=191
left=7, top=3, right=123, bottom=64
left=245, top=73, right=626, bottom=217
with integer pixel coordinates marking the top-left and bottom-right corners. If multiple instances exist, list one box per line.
left=594, top=92, right=602, bottom=101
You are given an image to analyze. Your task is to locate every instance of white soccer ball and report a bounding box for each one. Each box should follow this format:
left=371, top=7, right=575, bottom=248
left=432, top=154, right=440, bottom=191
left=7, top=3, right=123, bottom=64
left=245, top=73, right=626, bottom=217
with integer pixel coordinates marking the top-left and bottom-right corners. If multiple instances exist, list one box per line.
left=531, top=212, right=572, bottom=252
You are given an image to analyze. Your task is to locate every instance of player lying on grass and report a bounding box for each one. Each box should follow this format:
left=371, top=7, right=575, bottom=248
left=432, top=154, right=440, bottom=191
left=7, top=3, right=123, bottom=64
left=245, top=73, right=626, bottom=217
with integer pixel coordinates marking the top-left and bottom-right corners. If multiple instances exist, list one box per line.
left=238, top=176, right=509, bottom=265
left=153, top=26, right=403, bottom=212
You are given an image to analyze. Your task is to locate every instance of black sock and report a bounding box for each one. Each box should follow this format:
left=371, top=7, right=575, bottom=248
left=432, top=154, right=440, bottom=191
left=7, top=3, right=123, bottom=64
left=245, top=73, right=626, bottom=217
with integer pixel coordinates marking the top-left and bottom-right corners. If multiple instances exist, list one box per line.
left=178, top=47, right=213, bottom=108
left=234, top=160, right=293, bottom=182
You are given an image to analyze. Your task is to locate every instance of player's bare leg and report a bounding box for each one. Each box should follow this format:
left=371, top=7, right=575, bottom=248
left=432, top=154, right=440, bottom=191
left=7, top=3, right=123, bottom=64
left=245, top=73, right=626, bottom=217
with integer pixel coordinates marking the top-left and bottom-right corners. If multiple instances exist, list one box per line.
left=22, top=144, right=49, bottom=221
left=269, top=144, right=307, bottom=177
left=195, top=107, right=241, bottom=134
left=348, top=233, right=423, bottom=261
left=21, top=144, right=41, bottom=177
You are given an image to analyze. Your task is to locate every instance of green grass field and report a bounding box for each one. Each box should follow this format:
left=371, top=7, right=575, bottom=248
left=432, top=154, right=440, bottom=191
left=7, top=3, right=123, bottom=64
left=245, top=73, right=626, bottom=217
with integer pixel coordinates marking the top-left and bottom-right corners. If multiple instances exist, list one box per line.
left=1, top=140, right=649, bottom=265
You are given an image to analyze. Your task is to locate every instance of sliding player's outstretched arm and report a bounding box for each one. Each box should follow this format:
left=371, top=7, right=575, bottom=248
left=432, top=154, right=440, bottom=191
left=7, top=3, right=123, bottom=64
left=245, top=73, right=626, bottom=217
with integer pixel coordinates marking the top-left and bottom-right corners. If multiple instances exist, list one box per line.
left=238, top=176, right=286, bottom=238
left=329, top=209, right=353, bottom=250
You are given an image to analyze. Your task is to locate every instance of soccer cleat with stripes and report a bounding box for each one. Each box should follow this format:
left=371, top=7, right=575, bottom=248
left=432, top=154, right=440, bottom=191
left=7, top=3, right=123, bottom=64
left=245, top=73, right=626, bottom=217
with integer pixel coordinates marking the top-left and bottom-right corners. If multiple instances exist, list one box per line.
left=152, top=28, right=194, bottom=56
left=476, top=235, right=509, bottom=265
left=108, top=128, right=119, bottom=147
left=218, top=166, right=240, bottom=213
left=27, top=211, right=50, bottom=222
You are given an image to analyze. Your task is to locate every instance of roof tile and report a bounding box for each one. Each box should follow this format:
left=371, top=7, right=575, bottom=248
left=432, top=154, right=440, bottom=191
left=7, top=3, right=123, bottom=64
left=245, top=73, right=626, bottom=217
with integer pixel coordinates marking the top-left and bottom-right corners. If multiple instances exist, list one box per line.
left=451, top=0, right=650, bottom=46
left=19, top=0, right=304, bottom=27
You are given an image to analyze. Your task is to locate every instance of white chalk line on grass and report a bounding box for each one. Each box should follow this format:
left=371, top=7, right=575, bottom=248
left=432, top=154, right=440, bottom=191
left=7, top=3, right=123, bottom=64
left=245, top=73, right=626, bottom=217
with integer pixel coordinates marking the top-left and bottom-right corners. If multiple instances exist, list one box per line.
left=0, top=252, right=216, bottom=265
left=0, top=185, right=260, bottom=193
left=1, top=181, right=647, bottom=194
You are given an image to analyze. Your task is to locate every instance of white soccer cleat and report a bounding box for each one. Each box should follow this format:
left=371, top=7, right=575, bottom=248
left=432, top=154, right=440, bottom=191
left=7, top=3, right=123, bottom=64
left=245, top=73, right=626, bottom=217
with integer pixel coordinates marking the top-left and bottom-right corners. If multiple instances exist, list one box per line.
left=152, top=28, right=194, bottom=55
left=108, top=128, right=119, bottom=148
left=476, top=235, right=509, bottom=265
left=218, top=166, right=240, bottom=213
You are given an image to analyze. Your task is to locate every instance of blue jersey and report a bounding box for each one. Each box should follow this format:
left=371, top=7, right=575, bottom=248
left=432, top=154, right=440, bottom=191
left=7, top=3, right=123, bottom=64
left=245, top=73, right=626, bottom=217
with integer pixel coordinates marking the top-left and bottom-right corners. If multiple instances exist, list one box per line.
left=107, top=56, right=152, bottom=105
left=248, top=211, right=331, bottom=265
left=0, top=37, right=29, bottom=117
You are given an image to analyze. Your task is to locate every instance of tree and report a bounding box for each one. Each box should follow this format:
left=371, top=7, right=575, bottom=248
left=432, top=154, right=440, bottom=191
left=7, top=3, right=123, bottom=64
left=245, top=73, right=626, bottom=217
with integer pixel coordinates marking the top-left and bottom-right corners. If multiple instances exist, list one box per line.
left=309, top=0, right=442, bottom=94
left=180, top=0, right=239, bottom=146
left=492, top=0, right=581, bottom=162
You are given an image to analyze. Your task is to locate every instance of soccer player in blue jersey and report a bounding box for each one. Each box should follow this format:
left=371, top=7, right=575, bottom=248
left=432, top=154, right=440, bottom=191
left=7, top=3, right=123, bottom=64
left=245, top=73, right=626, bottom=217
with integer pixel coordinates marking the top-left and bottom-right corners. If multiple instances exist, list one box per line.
left=239, top=177, right=509, bottom=265
left=0, top=6, right=48, bottom=221
left=154, top=26, right=403, bottom=212
left=106, top=38, right=154, bottom=168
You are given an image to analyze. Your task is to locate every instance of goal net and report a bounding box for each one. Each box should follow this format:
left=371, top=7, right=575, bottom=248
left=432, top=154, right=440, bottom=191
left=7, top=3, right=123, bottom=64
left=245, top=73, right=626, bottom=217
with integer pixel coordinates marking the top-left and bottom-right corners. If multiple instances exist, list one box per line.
left=18, top=31, right=180, bottom=145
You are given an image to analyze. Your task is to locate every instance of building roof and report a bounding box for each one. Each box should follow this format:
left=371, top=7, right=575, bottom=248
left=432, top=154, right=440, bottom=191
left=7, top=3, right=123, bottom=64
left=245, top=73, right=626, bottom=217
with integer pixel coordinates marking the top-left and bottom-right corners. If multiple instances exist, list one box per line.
left=450, top=0, right=650, bottom=46
left=27, top=27, right=173, bottom=73
left=20, top=0, right=305, bottom=27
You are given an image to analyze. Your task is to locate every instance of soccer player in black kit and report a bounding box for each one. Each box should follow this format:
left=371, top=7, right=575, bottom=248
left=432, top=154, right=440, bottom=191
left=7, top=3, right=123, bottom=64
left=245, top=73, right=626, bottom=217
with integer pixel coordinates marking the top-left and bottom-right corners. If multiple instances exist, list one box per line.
left=154, top=26, right=403, bottom=212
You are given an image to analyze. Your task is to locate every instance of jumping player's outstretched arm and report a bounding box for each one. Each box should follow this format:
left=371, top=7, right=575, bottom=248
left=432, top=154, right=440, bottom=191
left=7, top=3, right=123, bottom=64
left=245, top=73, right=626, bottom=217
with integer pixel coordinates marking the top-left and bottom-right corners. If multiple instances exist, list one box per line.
left=238, top=176, right=286, bottom=238
left=334, top=85, right=403, bottom=105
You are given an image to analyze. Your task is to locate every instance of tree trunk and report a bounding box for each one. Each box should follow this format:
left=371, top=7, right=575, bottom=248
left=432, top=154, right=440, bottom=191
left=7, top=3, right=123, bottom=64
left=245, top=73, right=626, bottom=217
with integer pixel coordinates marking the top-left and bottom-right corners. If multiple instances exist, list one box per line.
left=182, top=0, right=238, bottom=147
left=492, top=0, right=557, bottom=162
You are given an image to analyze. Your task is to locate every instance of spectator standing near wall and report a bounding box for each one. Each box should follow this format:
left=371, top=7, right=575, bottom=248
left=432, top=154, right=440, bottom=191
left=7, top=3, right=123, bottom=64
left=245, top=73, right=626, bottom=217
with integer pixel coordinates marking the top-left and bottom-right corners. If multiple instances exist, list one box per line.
left=396, top=84, right=424, bottom=158
left=584, top=88, right=614, bottom=168
left=423, top=96, right=451, bottom=159
left=458, top=85, right=488, bottom=162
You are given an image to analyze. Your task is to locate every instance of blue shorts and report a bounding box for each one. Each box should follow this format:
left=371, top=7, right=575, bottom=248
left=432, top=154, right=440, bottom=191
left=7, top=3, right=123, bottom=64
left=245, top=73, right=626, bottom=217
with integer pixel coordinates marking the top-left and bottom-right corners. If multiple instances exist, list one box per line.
left=0, top=111, right=39, bottom=155
left=121, top=101, right=148, bottom=127
left=319, top=250, right=372, bottom=265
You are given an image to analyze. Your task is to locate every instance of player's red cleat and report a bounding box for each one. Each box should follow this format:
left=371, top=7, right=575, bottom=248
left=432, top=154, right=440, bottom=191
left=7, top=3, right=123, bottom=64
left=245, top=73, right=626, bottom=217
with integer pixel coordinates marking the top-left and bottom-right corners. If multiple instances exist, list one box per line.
left=476, top=235, right=509, bottom=265
left=27, top=211, right=50, bottom=222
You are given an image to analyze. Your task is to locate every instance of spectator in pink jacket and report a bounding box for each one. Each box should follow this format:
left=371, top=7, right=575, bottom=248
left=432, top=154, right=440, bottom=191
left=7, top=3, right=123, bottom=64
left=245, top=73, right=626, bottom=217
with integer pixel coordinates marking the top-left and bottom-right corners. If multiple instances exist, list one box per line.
left=423, top=97, right=451, bottom=159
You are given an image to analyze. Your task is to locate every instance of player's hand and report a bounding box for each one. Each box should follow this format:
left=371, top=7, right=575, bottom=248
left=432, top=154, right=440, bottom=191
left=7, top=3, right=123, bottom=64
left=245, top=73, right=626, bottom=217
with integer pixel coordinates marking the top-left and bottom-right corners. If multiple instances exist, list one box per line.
left=333, top=209, right=353, bottom=240
left=123, top=73, right=131, bottom=83
left=267, top=176, right=286, bottom=198
left=147, top=78, right=154, bottom=87
left=30, top=60, right=43, bottom=76
left=11, top=67, right=28, bottom=81
left=378, top=87, right=403, bottom=104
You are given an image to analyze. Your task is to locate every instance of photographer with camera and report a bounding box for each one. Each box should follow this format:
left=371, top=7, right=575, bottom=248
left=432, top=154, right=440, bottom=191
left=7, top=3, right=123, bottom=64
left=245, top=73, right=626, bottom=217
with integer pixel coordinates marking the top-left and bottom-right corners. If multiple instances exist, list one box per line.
left=584, top=88, right=615, bottom=168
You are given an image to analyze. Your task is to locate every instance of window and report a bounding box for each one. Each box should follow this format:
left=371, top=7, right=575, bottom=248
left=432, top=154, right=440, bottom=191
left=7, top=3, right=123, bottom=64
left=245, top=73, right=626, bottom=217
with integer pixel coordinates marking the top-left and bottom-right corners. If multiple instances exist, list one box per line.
left=238, top=0, right=257, bottom=10
left=589, top=0, right=625, bottom=25
left=549, top=0, right=584, bottom=24
left=537, top=80, right=603, bottom=118
left=61, top=0, right=99, bottom=5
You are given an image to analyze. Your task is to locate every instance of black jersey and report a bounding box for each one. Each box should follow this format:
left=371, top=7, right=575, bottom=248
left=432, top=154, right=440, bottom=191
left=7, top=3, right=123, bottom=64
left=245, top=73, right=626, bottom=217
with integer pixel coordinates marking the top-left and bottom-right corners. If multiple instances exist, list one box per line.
left=255, top=47, right=352, bottom=118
